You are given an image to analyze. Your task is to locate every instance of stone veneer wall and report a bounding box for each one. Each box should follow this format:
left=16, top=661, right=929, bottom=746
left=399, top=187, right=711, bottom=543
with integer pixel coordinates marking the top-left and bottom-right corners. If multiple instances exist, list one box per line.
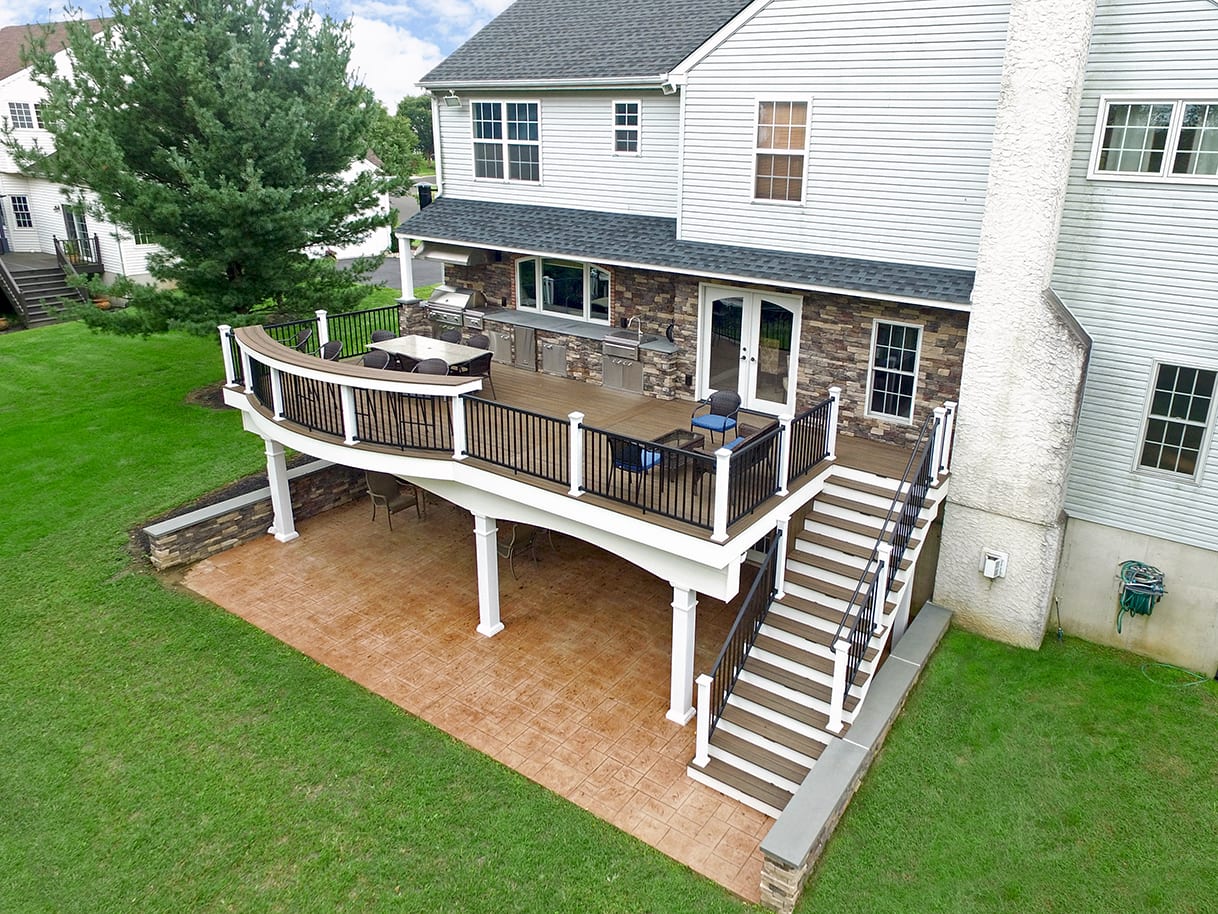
left=421, top=253, right=968, bottom=443
left=143, top=462, right=366, bottom=571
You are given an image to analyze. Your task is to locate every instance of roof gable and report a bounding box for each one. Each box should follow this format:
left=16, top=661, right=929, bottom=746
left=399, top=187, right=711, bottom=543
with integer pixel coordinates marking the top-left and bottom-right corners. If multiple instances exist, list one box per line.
left=0, top=20, right=104, bottom=82
left=420, top=0, right=754, bottom=87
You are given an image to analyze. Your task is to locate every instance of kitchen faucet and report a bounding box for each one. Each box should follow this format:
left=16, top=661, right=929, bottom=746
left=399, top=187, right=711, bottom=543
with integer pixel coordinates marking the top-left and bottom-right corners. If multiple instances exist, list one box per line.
left=626, top=314, right=642, bottom=342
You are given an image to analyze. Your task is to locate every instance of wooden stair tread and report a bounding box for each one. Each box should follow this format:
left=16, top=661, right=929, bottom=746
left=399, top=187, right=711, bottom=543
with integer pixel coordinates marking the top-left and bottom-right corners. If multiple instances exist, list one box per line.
left=796, top=531, right=914, bottom=570
left=720, top=704, right=827, bottom=760
left=828, top=476, right=905, bottom=500
left=689, top=757, right=792, bottom=813
left=710, top=729, right=810, bottom=784
left=765, top=611, right=879, bottom=661
left=754, top=632, right=833, bottom=676
left=745, top=657, right=864, bottom=710
left=773, top=592, right=850, bottom=625
left=784, top=569, right=900, bottom=609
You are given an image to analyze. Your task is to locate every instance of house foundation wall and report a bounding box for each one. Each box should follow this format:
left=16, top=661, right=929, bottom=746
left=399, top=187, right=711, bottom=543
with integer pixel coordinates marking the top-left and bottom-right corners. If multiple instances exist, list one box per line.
left=142, top=462, right=365, bottom=571
left=1054, top=516, right=1218, bottom=676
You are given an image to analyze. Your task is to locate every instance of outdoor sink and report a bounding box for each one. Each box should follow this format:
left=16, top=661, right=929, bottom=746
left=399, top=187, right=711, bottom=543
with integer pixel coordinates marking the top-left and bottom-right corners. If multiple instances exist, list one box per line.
left=602, top=331, right=658, bottom=360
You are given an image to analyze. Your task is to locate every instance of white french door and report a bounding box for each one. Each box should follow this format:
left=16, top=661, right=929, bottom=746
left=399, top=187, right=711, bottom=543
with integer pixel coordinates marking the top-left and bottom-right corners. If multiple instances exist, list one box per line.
left=699, top=285, right=800, bottom=414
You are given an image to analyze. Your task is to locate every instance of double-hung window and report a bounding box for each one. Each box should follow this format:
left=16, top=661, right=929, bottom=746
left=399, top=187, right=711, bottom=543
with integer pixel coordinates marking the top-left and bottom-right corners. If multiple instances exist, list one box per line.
left=754, top=100, right=808, bottom=202
left=517, top=257, right=610, bottom=323
left=1092, top=97, right=1218, bottom=181
left=472, top=101, right=540, bottom=182
left=867, top=320, right=921, bottom=421
left=10, top=195, right=33, bottom=228
left=1139, top=363, right=1215, bottom=477
left=613, top=101, right=639, bottom=154
left=7, top=102, right=34, bottom=130
left=132, top=227, right=155, bottom=245
left=33, top=103, right=47, bottom=129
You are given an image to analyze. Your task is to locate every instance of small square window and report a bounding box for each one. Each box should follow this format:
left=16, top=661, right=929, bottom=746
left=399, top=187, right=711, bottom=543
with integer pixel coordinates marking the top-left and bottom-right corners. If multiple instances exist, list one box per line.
left=33, top=103, right=47, bottom=129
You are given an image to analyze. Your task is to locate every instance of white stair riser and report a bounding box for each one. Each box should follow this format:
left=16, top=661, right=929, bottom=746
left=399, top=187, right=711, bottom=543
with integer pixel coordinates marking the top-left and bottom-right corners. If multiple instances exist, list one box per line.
left=821, top=483, right=899, bottom=512
left=781, top=581, right=852, bottom=614
left=792, top=538, right=871, bottom=571
left=786, top=557, right=869, bottom=593
left=803, top=517, right=879, bottom=552
left=707, top=745, right=803, bottom=795
left=717, top=718, right=819, bottom=770
left=769, top=601, right=845, bottom=637
left=814, top=501, right=887, bottom=529
left=751, top=644, right=831, bottom=685
left=738, top=668, right=833, bottom=716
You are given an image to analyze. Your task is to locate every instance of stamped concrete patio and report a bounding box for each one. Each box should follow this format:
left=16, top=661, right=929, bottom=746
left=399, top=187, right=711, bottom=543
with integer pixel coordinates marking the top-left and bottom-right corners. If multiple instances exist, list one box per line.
left=183, top=494, right=773, bottom=901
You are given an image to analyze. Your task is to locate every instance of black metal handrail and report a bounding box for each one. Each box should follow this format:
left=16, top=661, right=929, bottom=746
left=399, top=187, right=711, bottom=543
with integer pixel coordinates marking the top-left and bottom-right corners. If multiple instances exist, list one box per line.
left=263, top=316, right=319, bottom=350
left=829, top=411, right=940, bottom=687
left=324, top=304, right=401, bottom=356
left=464, top=396, right=570, bottom=486
left=727, top=423, right=783, bottom=526
left=788, top=396, right=833, bottom=482
left=0, top=257, right=31, bottom=322
left=53, top=234, right=103, bottom=272
left=702, top=535, right=782, bottom=736
left=580, top=424, right=717, bottom=529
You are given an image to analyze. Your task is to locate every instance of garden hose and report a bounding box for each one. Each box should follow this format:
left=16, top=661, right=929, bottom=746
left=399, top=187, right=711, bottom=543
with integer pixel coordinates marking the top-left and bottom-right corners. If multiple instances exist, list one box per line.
left=1116, top=560, right=1166, bottom=633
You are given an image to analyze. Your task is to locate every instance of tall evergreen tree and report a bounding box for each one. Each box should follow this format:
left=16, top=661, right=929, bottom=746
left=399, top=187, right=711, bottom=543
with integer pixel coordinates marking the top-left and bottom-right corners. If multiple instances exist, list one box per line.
left=11, top=0, right=393, bottom=333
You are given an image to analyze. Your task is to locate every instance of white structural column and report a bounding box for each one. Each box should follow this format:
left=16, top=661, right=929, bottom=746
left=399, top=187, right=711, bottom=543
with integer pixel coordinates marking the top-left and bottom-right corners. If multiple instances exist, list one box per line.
left=398, top=238, right=418, bottom=301
left=934, top=0, right=1096, bottom=647
left=667, top=586, right=698, bottom=725
left=263, top=437, right=299, bottom=543
left=472, top=514, right=504, bottom=637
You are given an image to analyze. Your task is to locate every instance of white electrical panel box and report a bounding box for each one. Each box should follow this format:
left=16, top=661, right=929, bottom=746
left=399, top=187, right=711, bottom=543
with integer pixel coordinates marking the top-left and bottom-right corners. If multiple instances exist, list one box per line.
left=980, top=549, right=1008, bottom=579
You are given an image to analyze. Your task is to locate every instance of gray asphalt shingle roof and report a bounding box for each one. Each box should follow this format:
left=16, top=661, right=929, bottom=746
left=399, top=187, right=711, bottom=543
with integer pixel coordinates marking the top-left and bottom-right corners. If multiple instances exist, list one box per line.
left=401, top=198, right=975, bottom=305
left=420, top=0, right=754, bottom=86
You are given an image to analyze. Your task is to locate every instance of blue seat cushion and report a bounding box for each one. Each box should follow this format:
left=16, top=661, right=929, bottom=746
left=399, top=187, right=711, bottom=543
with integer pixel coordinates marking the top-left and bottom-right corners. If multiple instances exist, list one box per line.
left=692, top=414, right=737, bottom=433
left=617, top=449, right=662, bottom=472
left=724, top=436, right=748, bottom=450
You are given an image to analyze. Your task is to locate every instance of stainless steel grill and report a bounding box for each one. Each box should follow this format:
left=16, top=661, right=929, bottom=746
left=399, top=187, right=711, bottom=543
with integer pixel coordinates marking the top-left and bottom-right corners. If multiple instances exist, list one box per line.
left=425, top=285, right=487, bottom=329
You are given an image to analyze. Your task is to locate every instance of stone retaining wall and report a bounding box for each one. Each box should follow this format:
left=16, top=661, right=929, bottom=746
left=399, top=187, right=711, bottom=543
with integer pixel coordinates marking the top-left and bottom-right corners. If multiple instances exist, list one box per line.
left=142, top=461, right=365, bottom=571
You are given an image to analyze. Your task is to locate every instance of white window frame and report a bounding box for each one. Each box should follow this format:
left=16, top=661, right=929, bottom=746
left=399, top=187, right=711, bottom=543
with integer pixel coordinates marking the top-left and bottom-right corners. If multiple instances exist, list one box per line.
left=612, top=100, right=640, bottom=156
left=865, top=319, right=922, bottom=424
left=131, top=227, right=155, bottom=245
left=10, top=195, right=33, bottom=229
left=7, top=102, right=35, bottom=130
left=750, top=97, right=811, bottom=205
left=515, top=257, right=612, bottom=325
left=33, top=103, right=47, bottom=129
left=1088, top=95, right=1218, bottom=185
left=1133, top=359, right=1216, bottom=481
left=470, top=99, right=542, bottom=184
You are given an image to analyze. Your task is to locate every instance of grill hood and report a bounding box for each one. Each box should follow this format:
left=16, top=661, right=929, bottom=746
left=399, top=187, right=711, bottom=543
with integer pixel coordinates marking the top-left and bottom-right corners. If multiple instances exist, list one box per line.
left=425, top=284, right=488, bottom=314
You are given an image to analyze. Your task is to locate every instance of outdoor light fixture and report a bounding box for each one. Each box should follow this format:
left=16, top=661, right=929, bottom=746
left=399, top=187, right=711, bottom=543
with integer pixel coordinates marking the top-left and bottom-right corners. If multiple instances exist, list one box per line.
left=443, top=91, right=462, bottom=108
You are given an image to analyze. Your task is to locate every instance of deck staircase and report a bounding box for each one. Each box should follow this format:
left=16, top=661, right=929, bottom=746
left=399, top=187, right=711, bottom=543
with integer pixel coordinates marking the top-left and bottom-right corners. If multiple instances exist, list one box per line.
left=0, top=255, right=87, bottom=327
left=687, top=466, right=943, bottom=817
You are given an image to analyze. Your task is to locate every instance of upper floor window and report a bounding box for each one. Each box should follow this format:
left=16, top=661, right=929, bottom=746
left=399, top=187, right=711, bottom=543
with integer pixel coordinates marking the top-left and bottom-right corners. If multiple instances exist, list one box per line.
left=614, top=101, right=639, bottom=154
left=1092, top=98, right=1218, bottom=182
left=867, top=320, right=921, bottom=422
left=754, top=100, right=808, bottom=202
left=7, top=102, right=35, bottom=130
left=517, top=257, right=610, bottom=323
left=1139, top=363, right=1215, bottom=477
left=10, top=195, right=33, bottom=228
left=131, top=227, right=155, bottom=245
left=33, top=103, right=47, bottom=129
left=472, top=101, right=540, bottom=182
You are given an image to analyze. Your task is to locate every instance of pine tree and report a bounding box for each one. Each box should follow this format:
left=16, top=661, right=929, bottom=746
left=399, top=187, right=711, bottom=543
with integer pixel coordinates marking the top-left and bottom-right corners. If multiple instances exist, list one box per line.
left=12, top=0, right=393, bottom=333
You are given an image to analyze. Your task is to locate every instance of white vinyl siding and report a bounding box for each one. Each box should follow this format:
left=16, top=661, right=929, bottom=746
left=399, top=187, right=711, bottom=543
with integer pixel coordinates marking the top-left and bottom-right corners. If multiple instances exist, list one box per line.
left=1055, top=0, right=1218, bottom=552
left=437, top=92, right=680, bottom=216
left=678, top=0, right=1010, bottom=270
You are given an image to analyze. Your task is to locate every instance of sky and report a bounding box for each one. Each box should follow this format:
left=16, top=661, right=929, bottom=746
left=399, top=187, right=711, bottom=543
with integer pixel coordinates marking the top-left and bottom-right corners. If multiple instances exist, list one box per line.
left=0, top=0, right=514, bottom=107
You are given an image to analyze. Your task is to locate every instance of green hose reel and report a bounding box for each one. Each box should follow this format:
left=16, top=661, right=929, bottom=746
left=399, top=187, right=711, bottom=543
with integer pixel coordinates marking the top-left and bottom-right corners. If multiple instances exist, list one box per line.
left=1117, top=560, right=1166, bottom=634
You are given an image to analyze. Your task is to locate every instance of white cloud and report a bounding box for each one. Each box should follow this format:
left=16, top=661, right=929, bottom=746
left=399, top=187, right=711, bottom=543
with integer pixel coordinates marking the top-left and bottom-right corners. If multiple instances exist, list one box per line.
left=348, top=15, right=444, bottom=107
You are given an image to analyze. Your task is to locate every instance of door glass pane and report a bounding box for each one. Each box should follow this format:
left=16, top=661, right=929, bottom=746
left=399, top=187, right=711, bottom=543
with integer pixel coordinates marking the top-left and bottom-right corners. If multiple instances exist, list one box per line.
left=589, top=266, right=610, bottom=321
left=708, top=296, right=744, bottom=393
left=755, top=299, right=793, bottom=404
left=517, top=258, right=538, bottom=308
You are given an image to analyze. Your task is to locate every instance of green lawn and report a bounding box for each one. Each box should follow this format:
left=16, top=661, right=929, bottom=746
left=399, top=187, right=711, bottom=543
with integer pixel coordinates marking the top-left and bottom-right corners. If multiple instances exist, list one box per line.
left=1, top=321, right=1213, bottom=913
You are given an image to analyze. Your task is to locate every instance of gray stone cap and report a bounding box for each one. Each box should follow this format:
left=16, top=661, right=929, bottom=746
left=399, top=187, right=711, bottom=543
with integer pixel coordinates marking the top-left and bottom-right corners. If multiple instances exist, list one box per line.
left=420, top=0, right=753, bottom=87
left=401, top=198, right=975, bottom=306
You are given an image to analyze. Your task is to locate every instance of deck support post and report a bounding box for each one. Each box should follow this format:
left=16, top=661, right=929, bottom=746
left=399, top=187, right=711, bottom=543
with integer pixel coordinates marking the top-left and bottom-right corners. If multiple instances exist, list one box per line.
left=263, top=437, right=298, bottom=543
left=667, top=585, right=698, bottom=725
left=472, top=514, right=504, bottom=637
left=398, top=238, right=418, bottom=301
left=711, top=448, right=732, bottom=543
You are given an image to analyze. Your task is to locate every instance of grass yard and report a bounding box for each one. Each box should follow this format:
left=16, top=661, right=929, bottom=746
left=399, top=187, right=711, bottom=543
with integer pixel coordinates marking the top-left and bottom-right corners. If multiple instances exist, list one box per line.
left=1, top=319, right=1214, bottom=912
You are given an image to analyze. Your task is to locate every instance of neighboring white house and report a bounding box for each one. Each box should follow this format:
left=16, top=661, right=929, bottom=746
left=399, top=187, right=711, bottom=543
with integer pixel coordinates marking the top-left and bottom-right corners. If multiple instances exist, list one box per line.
left=0, top=21, right=158, bottom=283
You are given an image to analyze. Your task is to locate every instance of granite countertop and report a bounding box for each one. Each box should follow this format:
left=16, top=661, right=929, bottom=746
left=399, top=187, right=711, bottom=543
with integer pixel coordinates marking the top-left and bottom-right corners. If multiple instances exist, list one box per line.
left=477, top=307, right=678, bottom=355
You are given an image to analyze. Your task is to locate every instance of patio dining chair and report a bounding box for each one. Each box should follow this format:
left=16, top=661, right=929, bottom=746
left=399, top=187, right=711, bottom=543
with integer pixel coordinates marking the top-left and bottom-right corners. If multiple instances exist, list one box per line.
left=691, top=390, right=741, bottom=446
left=412, top=358, right=449, bottom=375
left=608, top=436, right=662, bottom=501
left=468, top=333, right=491, bottom=349
left=319, top=340, right=343, bottom=361
left=455, top=351, right=495, bottom=397
left=365, top=471, right=425, bottom=530
left=292, top=328, right=313, bottom=352
left=438, top=329, right=462, bottom=344
left=361, top=350, right=392, bottom=370
left=370, top=329, right=397, bottom=344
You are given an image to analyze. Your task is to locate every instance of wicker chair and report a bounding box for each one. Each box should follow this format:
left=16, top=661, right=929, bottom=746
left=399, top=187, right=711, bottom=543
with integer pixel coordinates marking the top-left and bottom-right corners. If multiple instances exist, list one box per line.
left=365, top=471, right=425, bottom=529
left=691, top=390, right=741, bottom=445
left=319, top=340, right=343, bottom=361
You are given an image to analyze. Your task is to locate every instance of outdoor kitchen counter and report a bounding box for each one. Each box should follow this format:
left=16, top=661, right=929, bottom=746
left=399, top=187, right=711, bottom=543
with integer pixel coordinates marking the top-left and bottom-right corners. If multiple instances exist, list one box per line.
left=477, top=307, right=679, bottom=355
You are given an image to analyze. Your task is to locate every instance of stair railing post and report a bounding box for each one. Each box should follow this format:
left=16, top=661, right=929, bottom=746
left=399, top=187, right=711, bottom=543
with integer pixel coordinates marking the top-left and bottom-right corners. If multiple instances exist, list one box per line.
left=315, top=309, right=329, bottom=347
left=694, top=674, right=713, bottom=766
left=776, top=413, right=793, bottom=496
left=930, top=406, right=947, bottom=486
left=940, top=400, right=957, bottom=474
left=712, top=446, right=733, bottom=543
left=827, top=386, right=841, bottom=461
left=218, top=325, right=236, bottom=385
left=875, top=542, right=892, bottom=626
left=774, top=518, right=789, bottom=599
left=828, top=639, right=850, bottom=733
left=568, top=412, right=584, bottom=497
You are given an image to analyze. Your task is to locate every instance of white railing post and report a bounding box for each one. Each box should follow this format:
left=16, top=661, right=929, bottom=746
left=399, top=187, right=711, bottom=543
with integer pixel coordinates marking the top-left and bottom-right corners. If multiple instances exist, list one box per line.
left=270, top=367, right=285, bottom=420
left=827, top=386, right=841, bottom=460
left=218, top=324, right=236, bottom=385
left=777, top=413, right=793, bottom=496
left=241, top=348, right=254, bottom=394
left=875, top=542, right=892, bottom=626
left=452, top=395, right=468, bottom=460
left=931, top=406, right=947, bottom=486
left=828, top=639, right=850, bottom=733
left=694, top=674, right=713, bottom=766
left=568, top=412, right=584, bottom=497
left=940, top=400, right=957, bottom=475
left=315, top=309, right=329, bottom=347
left=340, top=385, right=358, bottom=445
left=712, top=446, right=732, bottom=543
left=774, top=518, right=789, bottom=599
